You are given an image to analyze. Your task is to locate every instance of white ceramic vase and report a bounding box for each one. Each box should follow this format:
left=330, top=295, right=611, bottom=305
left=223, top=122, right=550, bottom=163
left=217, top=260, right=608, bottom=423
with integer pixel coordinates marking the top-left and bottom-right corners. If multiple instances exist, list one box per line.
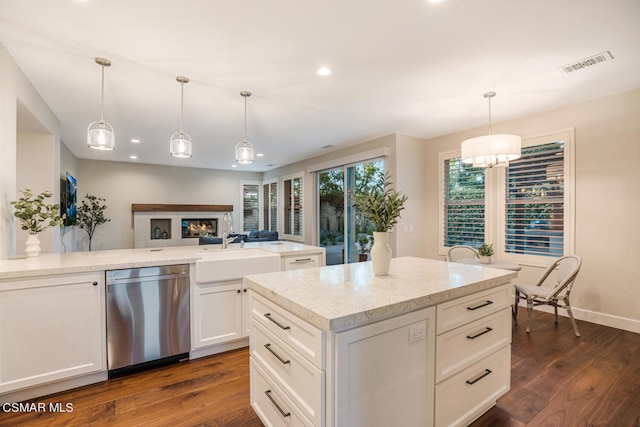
left=25, top=233, right=41, bottom=257
left=480, top=255, right=491, bottom=264
left=371, top=231, right=392, bottom=276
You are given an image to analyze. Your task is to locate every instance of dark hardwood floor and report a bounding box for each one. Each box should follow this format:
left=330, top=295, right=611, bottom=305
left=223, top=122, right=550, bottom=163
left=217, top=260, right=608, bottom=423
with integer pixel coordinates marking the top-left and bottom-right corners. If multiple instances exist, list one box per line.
left=2, top=311, right=639, bottom=426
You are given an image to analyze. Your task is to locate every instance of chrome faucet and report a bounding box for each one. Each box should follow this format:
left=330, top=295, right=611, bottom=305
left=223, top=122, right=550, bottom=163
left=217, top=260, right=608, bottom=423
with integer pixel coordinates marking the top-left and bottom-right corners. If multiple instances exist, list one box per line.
left=221, top=212, right=235, bottom=249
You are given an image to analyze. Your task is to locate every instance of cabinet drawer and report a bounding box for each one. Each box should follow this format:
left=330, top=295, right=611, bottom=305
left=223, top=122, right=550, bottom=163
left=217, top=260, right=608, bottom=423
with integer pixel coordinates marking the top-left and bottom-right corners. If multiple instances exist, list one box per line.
left=435, top=346, right=511, bottom=427
left=251, top=321, right=324, bottom=426
left=250, top=293, right=323, bottom=368
left=435, top=308, right=511, bottom=382
left=282, top=253, right=323, bottom=271
left=436, top=284, right=511, bottom=334
left=251, top=358, right=314, bottom=427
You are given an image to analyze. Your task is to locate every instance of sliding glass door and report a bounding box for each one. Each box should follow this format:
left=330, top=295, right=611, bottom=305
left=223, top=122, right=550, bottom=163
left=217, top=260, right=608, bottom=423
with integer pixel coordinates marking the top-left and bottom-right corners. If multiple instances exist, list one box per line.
left=318, top=160, right=384, bottom=265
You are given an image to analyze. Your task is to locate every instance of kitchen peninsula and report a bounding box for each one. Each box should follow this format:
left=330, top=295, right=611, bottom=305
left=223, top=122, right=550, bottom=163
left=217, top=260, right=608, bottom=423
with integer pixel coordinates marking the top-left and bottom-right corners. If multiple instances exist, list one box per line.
left=0, top=241, right=325, bottom=404
left=245, top=257, right=517, bottom=427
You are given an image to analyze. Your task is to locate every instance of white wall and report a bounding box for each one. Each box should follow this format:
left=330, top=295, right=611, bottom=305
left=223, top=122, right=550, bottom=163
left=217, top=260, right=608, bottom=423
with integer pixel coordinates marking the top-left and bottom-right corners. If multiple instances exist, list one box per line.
left=423, top=88, right=640, bottom=330
left=16, top=132, right=55, bottom=255
left=76, top=159, right=260, bottom=250
left=0, top=43, right=61, bottom=259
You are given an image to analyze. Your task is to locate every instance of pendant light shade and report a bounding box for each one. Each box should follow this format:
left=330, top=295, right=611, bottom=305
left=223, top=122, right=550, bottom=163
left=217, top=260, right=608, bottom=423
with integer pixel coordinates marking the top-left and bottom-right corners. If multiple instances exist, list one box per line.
left=461, top=92, right=521, bottom=168
left=87, top=57, right=115, bottom=150
left=235, top=91, right=254, bottom=164
left=170, top=76, right=192, bottom=158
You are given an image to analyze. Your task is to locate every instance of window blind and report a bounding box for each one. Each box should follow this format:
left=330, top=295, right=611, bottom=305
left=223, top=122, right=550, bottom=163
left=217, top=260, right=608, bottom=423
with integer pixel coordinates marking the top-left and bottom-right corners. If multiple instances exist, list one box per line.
left=283, top=176, right=303, bottom=236
left=443, top=158, right=485, bottom=247
left=262, top=181, right=277, bottom=232
left=242, top=184, right=259, bottom=231
left=505, top=142, right=564, bottom=257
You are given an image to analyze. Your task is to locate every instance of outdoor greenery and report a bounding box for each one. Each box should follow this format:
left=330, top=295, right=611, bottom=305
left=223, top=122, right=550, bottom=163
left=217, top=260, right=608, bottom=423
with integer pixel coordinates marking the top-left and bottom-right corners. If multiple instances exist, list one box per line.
left=11, top=189, right=64, bottom=234
left=76, top=194, right=110, bottom=251
left=353, top=171, right=408, bottom=232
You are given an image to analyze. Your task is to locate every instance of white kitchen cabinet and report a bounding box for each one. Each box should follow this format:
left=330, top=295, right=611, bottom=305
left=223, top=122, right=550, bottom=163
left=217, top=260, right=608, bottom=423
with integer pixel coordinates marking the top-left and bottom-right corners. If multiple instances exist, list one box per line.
left=282, top=252, right=324, bottom=271
left=0, top=272, right=106, bottom=397
left=192, top=281, right=244, bottom=348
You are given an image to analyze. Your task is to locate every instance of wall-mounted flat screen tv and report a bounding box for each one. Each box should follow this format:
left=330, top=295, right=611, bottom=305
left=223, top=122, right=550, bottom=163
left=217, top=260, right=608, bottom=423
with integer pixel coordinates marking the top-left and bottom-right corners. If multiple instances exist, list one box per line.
left=64, top=172, right=77, bottom=226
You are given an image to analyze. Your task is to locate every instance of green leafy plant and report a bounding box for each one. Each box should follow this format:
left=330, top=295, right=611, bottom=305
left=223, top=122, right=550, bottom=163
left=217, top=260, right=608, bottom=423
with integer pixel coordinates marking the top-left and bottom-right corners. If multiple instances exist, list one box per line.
left=478, top=243, right=495, bottom=257
left=356, top=234, right=371, bottom=254
left=76, top=194, right=110, bottom=251
left=11, top=189, right=64, bottom=234
left=353, top=171, right=408, bottom=232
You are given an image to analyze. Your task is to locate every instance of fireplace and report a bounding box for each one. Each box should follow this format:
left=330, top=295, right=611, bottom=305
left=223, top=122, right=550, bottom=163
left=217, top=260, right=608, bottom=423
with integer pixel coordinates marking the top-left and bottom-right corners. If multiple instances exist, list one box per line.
left=182, top=218, right=218, bottom=238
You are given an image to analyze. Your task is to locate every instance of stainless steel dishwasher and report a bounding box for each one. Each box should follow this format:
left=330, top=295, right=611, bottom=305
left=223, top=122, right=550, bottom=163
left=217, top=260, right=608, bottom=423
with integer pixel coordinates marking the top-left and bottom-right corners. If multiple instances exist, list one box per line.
left=106, top=264, right=190, bottom=375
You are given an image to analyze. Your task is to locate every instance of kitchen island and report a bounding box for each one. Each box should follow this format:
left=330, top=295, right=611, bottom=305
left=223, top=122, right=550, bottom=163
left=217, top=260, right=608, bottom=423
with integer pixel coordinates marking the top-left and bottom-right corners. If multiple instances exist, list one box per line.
left=0, top=242, right=324, bottom=404
left=244, top=256, right=517, bottom=427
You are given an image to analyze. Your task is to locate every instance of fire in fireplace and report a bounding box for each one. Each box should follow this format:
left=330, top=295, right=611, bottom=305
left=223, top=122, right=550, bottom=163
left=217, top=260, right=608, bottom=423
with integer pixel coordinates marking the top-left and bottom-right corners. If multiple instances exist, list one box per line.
left=181, top=219, right=218, bottom=238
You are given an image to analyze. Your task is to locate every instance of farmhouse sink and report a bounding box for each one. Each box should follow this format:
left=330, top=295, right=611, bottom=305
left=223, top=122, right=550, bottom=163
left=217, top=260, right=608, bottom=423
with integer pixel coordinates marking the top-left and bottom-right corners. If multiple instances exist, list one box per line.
left=194, top=248, right=281, bottom=283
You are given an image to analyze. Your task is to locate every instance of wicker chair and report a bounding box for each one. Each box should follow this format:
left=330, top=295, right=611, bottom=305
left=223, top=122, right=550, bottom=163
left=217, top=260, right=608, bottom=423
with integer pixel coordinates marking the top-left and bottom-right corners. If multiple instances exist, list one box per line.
left=514, top=255, right=582, bottom=337
left=445, top=245, right=479, bottom=262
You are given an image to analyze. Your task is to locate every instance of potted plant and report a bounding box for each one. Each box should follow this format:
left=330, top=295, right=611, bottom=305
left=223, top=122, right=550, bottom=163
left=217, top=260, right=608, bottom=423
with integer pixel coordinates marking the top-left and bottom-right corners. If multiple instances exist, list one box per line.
left=76, top=194, right=111, bottom=251
left=353, top=171, right=408, bottom=275
left=356, top=234, right=371, bottom=262
left=11, top=189, right=64, bottom=257
left=478, top=243, right=494, bottom=264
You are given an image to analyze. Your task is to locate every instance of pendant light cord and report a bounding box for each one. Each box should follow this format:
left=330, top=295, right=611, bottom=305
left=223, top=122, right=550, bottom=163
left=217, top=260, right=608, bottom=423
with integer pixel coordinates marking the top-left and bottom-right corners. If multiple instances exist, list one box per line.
left=180, top=81, right=184, bottom=133
left=243, top=95, right=247, bottom=142
left=100, top=64, right=105, bottom=122
left=487, top=95, right=493, bottom=135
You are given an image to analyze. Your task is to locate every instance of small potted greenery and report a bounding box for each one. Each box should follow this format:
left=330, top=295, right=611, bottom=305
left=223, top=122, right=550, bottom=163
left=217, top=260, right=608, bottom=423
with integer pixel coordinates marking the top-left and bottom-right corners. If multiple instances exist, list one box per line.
left=356, top=234, right=371, bottom=262
left=478, top=243, right=494, bottom=264
left=11, top=189, right=64, bottom=257
left=353, top=171, right=408, bottom=275
left=76, top=194, right=111, bottom=251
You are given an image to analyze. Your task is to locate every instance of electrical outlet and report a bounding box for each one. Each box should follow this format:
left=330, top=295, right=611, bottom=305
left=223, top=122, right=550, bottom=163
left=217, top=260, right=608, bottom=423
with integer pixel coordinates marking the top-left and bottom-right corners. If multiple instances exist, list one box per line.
left=408, top=321, right=426, bottom=344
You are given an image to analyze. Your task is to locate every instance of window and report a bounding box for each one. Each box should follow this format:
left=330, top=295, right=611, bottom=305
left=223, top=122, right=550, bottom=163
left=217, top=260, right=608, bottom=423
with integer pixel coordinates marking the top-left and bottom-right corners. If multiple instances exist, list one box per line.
left=442, top=158, right=486, bottom=248
left=241, top=182, right=259, bottom=232
left=283, top=173, right=303, bottom=237
left=439, top=129, right=574, bottom=265
left=262, top=179, right=278, bottom=232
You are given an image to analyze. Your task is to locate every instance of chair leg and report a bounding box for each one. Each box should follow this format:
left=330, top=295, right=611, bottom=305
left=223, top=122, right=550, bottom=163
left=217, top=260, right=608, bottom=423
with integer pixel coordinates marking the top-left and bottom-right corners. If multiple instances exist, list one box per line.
left=554, top=304, right=558, bottom=324
left=526, top=296, right=533, bottom=333
left=565, top=299, right=581, bottom=338
left=514, top=291, right=519, bottom=322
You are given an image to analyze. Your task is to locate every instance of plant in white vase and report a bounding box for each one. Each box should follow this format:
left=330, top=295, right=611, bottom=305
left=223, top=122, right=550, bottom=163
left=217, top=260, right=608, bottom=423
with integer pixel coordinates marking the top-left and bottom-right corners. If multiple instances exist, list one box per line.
left=478, top=243, right=494, bottom=264
left=353, top=171, right=408, bottom=275
left=11, top=189, right=64, bottom=257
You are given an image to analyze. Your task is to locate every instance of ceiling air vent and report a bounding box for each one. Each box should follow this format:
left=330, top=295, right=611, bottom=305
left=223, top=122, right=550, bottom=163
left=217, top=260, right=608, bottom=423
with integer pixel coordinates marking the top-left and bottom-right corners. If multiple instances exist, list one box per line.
left=561, top=51, right=614, bottom=73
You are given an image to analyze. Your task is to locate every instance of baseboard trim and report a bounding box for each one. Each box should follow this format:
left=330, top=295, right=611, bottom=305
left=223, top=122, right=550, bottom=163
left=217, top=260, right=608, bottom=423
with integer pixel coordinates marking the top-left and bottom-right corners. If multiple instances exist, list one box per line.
left=515, top=301, right=640, bottom=334
left=189, top=338, right=249, bottom=360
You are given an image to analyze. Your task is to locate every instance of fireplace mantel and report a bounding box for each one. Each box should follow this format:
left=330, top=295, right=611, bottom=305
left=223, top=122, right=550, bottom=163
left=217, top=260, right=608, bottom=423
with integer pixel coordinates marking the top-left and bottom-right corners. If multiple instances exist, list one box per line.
left=131, top=204, right=233, bottom=212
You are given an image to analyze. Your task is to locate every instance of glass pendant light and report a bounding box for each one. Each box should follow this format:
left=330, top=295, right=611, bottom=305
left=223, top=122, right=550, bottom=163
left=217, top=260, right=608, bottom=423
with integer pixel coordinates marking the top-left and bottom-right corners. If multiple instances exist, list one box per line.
left=87, top=57, right=115, bottom=150
left=461, top=92, right=521, bottom=168
left=235, top=90, right=255, bottom=164
left=170, top=76, right=192, bottom=158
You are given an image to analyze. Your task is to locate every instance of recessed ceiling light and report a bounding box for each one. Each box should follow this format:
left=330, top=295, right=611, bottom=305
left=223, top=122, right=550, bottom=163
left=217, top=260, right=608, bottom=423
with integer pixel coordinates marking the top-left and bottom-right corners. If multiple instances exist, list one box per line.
left=231, top=164, right=237, bottom=168
left=317, top=67, right=332, bottom=76
left=256, top=153, right=264, bottom=157
left=129, top=155, right=138, bottom=159
left=131, top=139, right=140, bottom=143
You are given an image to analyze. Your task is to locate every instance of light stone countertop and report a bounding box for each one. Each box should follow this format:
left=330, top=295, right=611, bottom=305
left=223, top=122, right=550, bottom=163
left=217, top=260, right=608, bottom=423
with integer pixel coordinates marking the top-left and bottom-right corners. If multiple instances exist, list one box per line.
left=0, top=241, right=325, bottom=280
left=244, top=256, right=518, bottom=331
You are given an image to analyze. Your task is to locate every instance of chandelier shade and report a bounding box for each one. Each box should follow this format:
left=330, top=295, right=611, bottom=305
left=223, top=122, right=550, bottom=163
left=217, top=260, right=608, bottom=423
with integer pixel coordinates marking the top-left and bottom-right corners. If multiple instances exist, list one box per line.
left=461, top=92, right=521, bottom=168
left=87, top=57, right=115, bottom=150
left=170, top=76, right=192, bottom=158
left=235, top=91, right=254, bottom=164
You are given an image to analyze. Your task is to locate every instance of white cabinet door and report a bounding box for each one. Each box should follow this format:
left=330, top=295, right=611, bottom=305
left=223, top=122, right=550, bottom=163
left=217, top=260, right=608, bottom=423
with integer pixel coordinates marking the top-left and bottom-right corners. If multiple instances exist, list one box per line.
left=192, top=283, right=242, bottom=348
left=0, top=273, right=105, bottom=394
left=334, top=306, right=436, bottom=427
left=242, top=286, right=251, bottom=337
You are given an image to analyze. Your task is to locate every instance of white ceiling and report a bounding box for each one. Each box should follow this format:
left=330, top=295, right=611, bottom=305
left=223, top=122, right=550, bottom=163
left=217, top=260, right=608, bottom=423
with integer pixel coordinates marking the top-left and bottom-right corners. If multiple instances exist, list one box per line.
left=1, top=0, right=639, bottom=172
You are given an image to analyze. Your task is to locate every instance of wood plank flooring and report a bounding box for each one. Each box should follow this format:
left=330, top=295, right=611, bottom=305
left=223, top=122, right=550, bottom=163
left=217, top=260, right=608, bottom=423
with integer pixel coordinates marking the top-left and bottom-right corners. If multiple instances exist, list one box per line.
left=2, top=311, right=639, bottom=426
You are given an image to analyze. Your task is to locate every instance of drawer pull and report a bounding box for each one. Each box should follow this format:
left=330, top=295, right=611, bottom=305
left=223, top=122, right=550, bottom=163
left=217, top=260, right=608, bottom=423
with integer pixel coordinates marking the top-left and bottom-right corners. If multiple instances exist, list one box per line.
left=466, top=369, right=492, bottom=385
left=265, top=390, right=291, bottom=418
left=293, top=258, right=313, bottom=263
left=467, top=327, right=493, bottom=340
left=264, top=343, right=290, bottom=365
left=264, top=313, right=291, bottom=330
left=467, top=300, right=493, bottom=311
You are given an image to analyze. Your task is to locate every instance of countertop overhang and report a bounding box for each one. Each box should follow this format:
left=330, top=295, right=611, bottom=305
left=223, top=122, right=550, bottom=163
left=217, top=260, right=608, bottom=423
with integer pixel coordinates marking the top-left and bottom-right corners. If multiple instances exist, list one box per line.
left=0, top=242, right=324, bottom=280
left=245, top=256, right=518, bottom=331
